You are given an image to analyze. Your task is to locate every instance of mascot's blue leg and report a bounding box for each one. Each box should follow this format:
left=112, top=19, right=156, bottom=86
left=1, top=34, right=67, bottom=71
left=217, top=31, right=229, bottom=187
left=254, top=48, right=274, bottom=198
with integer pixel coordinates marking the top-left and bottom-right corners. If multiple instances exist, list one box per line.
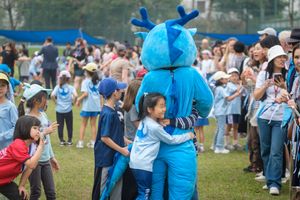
left=165, top=141, right=197, bottom=200
left=151, top=157, right=167, bottom=200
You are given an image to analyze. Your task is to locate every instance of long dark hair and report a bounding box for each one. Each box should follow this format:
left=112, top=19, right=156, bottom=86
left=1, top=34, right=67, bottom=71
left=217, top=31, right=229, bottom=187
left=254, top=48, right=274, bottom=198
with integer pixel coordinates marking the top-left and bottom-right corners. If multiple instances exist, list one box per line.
left=86, top=70, right=99, bottom=85
left=18, top=91, right=47, bottom=117
left=138, top=93, right=165, bottom=120
left=265, top=59, right=287, bottom=80
left=292, top=43, right=300, bottom=64
left=13, top=115, right=41, bottom=140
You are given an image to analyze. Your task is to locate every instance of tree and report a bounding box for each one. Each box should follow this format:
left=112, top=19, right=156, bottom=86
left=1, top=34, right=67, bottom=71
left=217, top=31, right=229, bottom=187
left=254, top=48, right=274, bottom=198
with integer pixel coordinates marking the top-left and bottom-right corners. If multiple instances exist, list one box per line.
left=0, top=0, right=23, bottom=30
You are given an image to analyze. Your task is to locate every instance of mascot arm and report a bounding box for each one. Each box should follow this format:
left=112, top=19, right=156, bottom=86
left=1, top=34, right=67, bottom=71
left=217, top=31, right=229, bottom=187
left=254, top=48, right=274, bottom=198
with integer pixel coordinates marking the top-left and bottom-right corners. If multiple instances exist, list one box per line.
left=169, top=108, right=198, bottom=129
left=193, top=71, right=214, bottom=118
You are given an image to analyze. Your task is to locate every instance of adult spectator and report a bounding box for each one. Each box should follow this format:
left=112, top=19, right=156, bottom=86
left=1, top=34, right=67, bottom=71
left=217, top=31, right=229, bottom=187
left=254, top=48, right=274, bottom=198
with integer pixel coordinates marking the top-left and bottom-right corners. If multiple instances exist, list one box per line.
left=257, top=27, right=277, bottom=41
left=110, top=44, right=131, bottom=84
left=201, top=38, right=211, bottom=51
left=1, top=43, right=18, bottom=77
left=278, top=30, right=291, bottom=53
left=39, top=37, right=59, bottom=89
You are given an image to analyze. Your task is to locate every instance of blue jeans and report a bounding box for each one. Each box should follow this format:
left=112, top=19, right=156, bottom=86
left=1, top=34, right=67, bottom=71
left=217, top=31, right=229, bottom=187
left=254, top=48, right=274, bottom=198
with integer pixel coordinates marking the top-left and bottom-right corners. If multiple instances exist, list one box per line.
left=213, top=115, right=226, bottom=149
left=257, top=118, right=285, bottom=189
left=132, top=169, right=152, bottom=200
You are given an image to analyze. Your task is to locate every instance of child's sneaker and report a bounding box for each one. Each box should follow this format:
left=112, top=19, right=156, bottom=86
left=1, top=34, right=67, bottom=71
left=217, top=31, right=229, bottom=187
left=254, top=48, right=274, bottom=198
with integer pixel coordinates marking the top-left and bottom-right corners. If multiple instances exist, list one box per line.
left=269, top=187, right=279, bottom=195
left=214, top=148, right=230, bottom=154
left=87, top=140, right=95, bottom=148
left=225, top=144, right=234, bottom=150
left=60, top=140, right=66, bottom=146
left=66, top=140, right=73, bottom=146
left=76, top=140, right=84, bottom=148
left=233, top=143, right=243, bottom=151
left=198, top=143, right=205, bottom=153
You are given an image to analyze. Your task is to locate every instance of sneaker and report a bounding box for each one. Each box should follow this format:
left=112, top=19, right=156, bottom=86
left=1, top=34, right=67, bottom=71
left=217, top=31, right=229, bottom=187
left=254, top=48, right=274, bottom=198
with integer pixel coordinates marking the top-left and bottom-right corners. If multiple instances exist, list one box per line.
left=233, top=144, right=244, bottom=151
left=256, top=171, right=263, bottom=177
left=210, top=145, right=214, bottom=151
left=76, top=140, right=84, bottom=148
left=243, top=165, right=255, bottom=173
left=262, top=185, right=268, bottom=190
left=214, top=148, right=230, bottom=154
left=255, top=175, right=266, bottom=182
left=198, top=144, right=205, bottom=153
left=60, top=140, right=66, bottom=146
left=66, top=141, right=73, bottom=146
left=269, top=187, right=279, bottom=195
left=225, top=144, right=234, bottom=150
left=87, top=140, right=95, bottom=148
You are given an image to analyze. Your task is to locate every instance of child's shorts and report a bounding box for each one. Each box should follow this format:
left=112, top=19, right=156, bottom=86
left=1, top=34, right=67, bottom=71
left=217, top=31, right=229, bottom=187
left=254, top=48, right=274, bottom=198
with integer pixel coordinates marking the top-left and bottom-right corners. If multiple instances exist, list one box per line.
left=194, top=118, right=209, bottom=127
left=80, top=111, right=100, bottom=117
left=226, top=114, right=240, bottom=124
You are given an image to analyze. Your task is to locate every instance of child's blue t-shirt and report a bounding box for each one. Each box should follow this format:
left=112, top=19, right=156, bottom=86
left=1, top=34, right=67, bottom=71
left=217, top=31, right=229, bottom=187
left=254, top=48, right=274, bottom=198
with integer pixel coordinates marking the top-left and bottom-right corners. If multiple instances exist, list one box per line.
left=225, top=82, right=241, bottom=115
left=0, top=100, right=18, bottom=150
left=81, top=78, right=101, bottom=112
left=213, top=85, right=228, bottom=116
left=94, top=105, right=124, bottom=168
left=52, top=84, right=75, bottom=113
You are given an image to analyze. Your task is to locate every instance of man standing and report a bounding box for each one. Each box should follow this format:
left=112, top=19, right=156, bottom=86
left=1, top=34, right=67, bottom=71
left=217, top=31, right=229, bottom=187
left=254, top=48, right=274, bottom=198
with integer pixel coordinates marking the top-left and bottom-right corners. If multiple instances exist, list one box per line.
left=39, top=37, right=59, bottom=89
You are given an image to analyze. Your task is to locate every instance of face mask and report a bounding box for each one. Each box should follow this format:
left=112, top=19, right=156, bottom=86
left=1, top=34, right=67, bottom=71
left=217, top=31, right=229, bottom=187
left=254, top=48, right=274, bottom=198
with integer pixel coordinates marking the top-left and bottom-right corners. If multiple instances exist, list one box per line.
left=105, top=47, right=111, bottom=53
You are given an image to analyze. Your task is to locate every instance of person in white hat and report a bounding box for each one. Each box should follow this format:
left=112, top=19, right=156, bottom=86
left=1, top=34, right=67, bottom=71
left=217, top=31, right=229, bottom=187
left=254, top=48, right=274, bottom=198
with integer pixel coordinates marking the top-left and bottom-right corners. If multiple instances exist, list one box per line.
left=51, top=70, right=78, bottom=146
left=258, top=27, right=277, bottom=41
left=224, top=68, right=244, bottom=151
left=211, top=71, right=231, bottom=154
left=253, top=45, right=288, bottom=195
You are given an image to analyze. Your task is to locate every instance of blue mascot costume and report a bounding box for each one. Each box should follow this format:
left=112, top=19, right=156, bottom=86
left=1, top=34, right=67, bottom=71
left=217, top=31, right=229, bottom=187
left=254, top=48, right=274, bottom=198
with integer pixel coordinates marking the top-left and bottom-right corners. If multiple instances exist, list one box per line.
left=132, top=6, right=214, bottom=200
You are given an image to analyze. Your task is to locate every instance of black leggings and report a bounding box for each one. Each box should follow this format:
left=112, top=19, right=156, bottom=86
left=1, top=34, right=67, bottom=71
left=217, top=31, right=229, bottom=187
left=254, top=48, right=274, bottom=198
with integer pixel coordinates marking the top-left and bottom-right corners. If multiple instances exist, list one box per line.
left=43, top=69, right=57, bottom=90
left=0, top=182, right=22, bottom=200
left=56, top=111, right=73, bottom=142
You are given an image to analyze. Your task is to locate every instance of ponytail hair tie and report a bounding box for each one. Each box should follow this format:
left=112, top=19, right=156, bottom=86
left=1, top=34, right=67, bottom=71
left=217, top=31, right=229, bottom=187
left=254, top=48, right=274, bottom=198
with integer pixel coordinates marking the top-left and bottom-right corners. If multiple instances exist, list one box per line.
left=143, top=92, right=148, bottom=97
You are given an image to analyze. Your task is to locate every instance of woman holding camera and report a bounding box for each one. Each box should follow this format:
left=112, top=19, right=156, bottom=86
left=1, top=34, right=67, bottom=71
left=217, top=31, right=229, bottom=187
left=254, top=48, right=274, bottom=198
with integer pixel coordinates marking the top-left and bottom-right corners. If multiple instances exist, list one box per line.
left=254, top=45, right=288, bottom=195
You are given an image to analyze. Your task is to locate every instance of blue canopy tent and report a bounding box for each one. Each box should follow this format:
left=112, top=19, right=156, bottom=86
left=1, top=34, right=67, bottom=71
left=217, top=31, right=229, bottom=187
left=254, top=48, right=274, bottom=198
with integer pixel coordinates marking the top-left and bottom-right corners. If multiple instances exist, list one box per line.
left=0, top=29, right=106, bottom=45
left=197, top=32, right=260, bottom=46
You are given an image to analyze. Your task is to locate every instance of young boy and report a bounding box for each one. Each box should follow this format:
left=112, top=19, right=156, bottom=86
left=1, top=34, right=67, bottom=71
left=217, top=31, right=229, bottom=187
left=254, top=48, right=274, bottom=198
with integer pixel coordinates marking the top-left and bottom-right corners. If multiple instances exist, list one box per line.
left=92, top=78, right=128, bottom=200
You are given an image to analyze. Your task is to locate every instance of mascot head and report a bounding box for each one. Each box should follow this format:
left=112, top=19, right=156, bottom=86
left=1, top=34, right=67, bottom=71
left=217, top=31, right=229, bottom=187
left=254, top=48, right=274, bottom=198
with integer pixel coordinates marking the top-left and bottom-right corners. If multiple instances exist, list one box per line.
left=131, top=6, right=199, bottom=71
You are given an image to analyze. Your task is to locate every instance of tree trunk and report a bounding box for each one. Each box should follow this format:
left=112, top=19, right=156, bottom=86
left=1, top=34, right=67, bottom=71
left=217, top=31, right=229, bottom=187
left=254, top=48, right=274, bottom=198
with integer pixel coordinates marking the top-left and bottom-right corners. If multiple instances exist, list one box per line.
left=289, top=0, right=294, bottom=28
left=207, top=0, right=214, bottom=32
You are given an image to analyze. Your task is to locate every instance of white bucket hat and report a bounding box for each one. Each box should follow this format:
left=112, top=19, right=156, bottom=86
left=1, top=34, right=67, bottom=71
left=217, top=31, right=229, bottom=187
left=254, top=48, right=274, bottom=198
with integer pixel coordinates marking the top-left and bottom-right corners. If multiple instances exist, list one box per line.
left=23, top=83, right=51, bottom=101
left=213, top=71, right=231, bottom=81
left=257, top=27, right=277, bottom=36
left=267, top=45, right=287, bottom=63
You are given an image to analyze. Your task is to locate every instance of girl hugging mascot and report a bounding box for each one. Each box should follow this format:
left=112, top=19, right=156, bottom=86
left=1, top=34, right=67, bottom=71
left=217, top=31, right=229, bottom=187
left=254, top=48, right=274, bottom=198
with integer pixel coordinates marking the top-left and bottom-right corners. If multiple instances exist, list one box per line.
left=132, top=6, right=214, bottom=200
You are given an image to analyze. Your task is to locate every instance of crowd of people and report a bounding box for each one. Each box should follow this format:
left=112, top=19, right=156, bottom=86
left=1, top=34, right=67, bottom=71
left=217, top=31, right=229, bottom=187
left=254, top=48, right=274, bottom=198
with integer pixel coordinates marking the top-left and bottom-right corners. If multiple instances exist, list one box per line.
left=0, top=26, right=300, bottom=199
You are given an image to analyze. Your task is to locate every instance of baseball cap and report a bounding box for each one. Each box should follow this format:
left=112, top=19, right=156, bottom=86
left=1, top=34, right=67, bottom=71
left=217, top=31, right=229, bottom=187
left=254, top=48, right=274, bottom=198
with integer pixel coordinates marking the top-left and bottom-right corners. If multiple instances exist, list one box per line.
left=59, top=70, right=71, bottom=78
left=257, top=27, right=277, bottom=36
left=0, top=72, right=9, bottom=84
left=227, top=68, right=239, bottom=74
left=83, top=63, right=98, bottom=72
left=213, top=71, right=231, bottom=81
left=267, top=45, right=287, bottom=63
left=0, top=64, right=11, bottom=74
left=98, top=78, right=127, bottom=99
left=23, top=83, right=51, bottom=101
left=116, top=44, right=126, bottom=52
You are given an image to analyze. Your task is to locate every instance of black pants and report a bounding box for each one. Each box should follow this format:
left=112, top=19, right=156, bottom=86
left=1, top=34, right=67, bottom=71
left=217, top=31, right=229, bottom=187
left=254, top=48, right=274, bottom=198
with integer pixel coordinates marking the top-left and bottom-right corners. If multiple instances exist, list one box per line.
left=0, top=182, right=21, bottom=200
left=29, top=161, right=56, bottom=200
left=43, top=69, right=57, bottom=89
left=56, top=111, right=73, bottom=142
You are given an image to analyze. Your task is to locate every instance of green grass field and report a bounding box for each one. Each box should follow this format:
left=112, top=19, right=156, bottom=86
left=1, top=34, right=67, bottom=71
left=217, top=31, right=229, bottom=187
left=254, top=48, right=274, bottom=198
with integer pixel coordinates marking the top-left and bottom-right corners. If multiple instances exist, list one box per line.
left=9, top=100, right=288, bottom=200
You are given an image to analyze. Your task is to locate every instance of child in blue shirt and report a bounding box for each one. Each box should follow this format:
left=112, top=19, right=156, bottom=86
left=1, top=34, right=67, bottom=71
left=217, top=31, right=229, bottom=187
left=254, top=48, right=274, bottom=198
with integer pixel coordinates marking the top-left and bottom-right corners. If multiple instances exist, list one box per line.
left=51, top=70, right=77, bottom=145
left=212, top=71, right=231, bottom=154
left=92, top=77, right=128, bottom=200
left=225, top=68, right=243, bottom=151
left=0, top=72, right=18, bottom=150
left=130, top=93, right=194, bottom=200
left=76, top=63, right=101, bottom=149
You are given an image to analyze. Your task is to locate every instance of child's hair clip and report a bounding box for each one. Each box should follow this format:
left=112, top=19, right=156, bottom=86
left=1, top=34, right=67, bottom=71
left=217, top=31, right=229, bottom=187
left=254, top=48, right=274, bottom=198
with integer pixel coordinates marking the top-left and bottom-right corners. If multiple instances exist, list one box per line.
left=144, top=92, right=148, bottom=97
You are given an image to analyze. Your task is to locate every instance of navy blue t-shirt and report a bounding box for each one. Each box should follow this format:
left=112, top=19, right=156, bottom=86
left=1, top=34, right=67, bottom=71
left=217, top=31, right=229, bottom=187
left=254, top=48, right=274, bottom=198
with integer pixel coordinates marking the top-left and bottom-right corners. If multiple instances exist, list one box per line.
left=94, top=105, right=124, bottom=167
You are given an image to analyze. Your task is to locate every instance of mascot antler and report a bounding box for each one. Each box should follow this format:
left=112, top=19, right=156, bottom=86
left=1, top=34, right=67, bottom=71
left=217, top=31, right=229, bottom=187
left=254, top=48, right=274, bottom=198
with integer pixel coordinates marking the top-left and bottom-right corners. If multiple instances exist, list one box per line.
left=173, top=5, right=199, bottom=26
left=131, top=7, right=156, bottom=30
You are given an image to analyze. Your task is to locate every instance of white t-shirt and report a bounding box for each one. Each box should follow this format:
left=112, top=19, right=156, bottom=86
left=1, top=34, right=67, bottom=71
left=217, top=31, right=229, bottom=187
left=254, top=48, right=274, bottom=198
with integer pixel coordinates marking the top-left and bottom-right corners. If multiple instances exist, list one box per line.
left=255, top=71, right=284, bottom=121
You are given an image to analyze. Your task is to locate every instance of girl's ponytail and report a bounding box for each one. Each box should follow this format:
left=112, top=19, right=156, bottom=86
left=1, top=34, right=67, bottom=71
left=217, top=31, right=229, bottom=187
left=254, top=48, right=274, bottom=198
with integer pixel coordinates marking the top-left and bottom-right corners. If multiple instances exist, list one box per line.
left=91, top=71, right=100, bottom=85
left=18, top=97, right=26, bottom=117
left=138, top=94, right=146, bottom=120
